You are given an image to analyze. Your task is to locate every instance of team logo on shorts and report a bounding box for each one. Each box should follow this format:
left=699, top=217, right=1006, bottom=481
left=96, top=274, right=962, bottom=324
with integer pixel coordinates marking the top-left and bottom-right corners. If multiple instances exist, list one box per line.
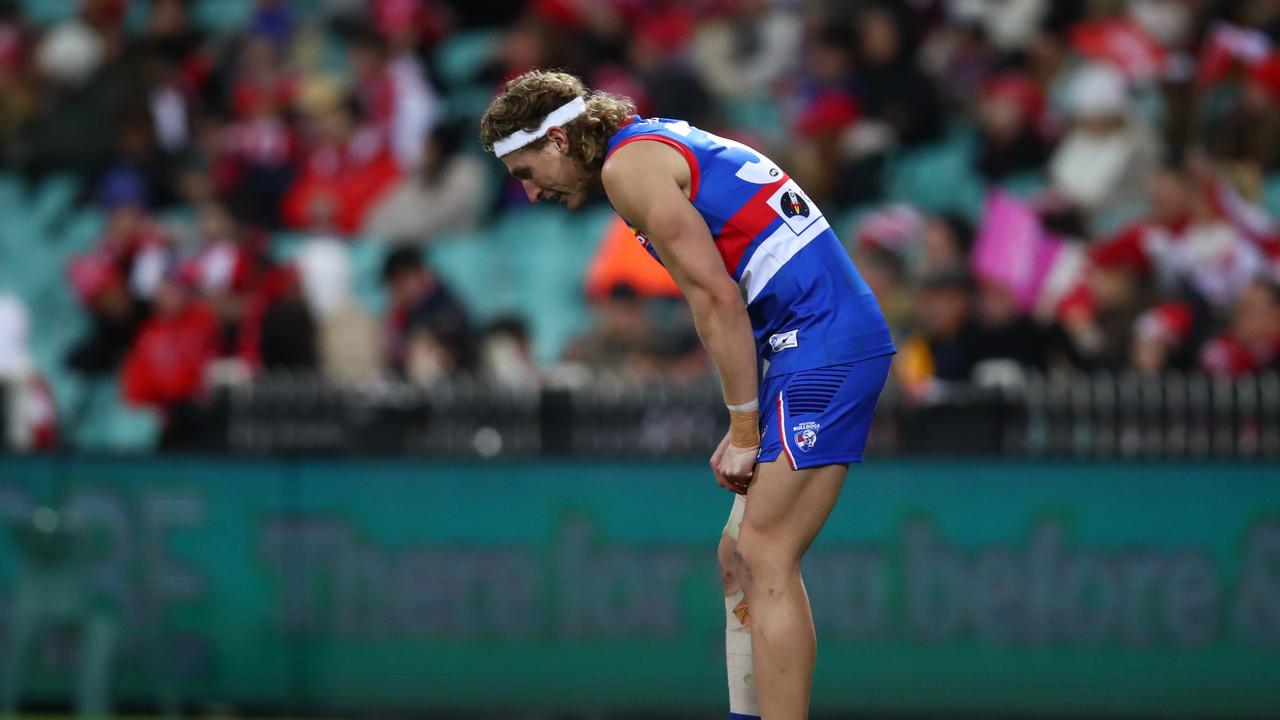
left=792, top=421, right=821, bottom=451
left=779, top=189, right=810, bottom=219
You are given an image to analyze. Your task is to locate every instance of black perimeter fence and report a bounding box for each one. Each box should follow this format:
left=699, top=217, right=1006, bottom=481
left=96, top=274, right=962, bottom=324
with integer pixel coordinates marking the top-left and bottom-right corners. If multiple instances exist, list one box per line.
left=176, top=370, right=1280, bottom=459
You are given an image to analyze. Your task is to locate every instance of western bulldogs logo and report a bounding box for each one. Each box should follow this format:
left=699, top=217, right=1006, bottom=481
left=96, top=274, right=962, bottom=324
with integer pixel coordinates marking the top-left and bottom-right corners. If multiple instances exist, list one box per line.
left=779, top=189, right=809, bottom=219
left=768, top=329, right=798, bottom=353
left=792, top=421, right=820, bottom=452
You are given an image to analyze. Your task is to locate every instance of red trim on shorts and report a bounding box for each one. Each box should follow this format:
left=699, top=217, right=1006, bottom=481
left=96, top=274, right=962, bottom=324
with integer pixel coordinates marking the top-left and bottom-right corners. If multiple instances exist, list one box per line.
left=778, top=391, right=797, bottom=470
left=606, top=134, right=701, bottom=201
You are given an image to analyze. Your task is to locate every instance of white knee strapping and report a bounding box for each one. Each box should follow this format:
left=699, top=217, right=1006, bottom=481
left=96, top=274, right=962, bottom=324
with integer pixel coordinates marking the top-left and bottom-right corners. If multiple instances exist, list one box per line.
left=725, top=590, right=759, bottom=715
left=724, top=494, right=746, bottom=541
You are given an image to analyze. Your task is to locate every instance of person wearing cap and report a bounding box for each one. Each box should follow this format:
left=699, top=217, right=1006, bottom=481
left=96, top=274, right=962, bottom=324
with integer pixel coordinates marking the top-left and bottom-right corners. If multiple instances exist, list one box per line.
left=1048, top=62, right=1162, bottom=234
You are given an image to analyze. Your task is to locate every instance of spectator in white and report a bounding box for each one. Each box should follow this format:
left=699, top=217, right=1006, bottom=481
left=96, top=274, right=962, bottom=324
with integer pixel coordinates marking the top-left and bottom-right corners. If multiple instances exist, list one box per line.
left=1128, top=0, right=1194, bottom=53
left=0, top=293, right=56, bottom=451
left=1048, top=63, right=1162, bottom=235
left=349, top=24, right=441, bottom=171
left=362, top=122, right=487, bottom=243
left=294, top=238, right=382, bottom=385
left=34, top=15, right=103, bottom=88
left=690, top=0, right=801, bottom=101
left=142, top=0, right=202, bottom=155
left=947, top=0, right=1048, bottom=53
left=17, top=11, right=122, bottom=177
left=96, top=167, right=171, bottom=302
left=479, top=316, right=540, bottom=389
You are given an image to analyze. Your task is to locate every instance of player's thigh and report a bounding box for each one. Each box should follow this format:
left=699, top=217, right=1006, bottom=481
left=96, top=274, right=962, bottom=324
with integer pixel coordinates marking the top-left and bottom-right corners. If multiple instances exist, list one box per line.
left=739, top=458, right=848, bottom=560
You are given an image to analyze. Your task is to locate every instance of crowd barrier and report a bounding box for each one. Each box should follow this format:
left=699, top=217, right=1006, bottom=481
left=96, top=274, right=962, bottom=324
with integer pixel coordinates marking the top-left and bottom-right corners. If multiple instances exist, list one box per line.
left=216, top=371, right=1280, bottom=459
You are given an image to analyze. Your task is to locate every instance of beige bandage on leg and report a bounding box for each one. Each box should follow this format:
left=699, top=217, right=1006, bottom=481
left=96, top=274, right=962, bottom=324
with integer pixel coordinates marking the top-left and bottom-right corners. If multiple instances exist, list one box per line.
left=723, top=495, right=759, bottom=717
left=724, top=494, right=746, bottom=541
left=725, top=589, right=759, bottom=716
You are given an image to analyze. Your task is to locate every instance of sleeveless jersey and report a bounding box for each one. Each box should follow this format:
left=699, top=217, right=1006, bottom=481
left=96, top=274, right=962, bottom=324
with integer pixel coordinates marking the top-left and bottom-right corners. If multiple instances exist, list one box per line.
left=604, top=117, right=896, bottom=379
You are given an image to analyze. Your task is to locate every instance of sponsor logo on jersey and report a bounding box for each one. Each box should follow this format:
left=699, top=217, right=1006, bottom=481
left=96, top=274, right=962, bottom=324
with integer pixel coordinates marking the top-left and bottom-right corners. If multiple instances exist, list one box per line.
left=628, top=224, right=650, bottom=247
left=769, top=329, right=799, bottom=353
left=780, top=189, right=810, bottom=219
left=792, top=421, right=820, bottom=451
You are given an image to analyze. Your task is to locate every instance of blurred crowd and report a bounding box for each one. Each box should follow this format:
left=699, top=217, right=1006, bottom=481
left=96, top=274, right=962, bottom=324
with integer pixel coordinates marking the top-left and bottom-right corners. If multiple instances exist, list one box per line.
left=1, top=0, right=1280, bottom=448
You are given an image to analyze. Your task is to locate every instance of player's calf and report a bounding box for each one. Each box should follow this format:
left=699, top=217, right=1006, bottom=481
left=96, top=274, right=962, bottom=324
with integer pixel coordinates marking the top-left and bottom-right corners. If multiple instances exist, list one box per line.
left=721, top=498, right=760, bottom=720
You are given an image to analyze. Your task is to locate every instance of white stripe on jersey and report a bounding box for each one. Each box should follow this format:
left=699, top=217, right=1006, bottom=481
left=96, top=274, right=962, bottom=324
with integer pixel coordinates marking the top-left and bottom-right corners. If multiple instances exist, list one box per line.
left=738, top=216, right=832, bottom=304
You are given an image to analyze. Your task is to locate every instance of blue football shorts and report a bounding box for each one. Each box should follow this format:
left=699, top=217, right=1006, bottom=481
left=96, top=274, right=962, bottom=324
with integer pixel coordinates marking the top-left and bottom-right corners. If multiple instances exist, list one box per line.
left=756, top=354, right=893, bottom=470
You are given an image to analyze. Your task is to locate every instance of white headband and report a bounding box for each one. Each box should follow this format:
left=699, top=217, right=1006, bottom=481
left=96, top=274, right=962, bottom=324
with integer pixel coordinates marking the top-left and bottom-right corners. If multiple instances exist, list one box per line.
left=492, top=96, right=587, bottom=157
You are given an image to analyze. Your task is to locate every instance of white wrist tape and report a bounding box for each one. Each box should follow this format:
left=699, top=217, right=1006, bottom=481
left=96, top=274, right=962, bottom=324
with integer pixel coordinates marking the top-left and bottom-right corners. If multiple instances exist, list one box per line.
left=492, top=96, right=587, bottom=157
left=726, top=399, right=758, bottom=413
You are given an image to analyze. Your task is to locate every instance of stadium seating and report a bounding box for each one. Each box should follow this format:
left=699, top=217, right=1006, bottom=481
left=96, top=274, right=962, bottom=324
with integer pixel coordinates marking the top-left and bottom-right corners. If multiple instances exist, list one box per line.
left=0, top=172, right=159, bottom=451
left=18, top=0, right=78, bottom=26
left=191, top=0, right=253, bottom=34
left=882, top=124, right=985, bottom=219
left=432, top=29, right=502, bottom=121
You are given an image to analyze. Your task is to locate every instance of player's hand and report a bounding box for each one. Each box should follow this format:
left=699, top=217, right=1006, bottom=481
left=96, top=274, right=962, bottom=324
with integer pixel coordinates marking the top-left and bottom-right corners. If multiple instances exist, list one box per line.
left=710, top=430, right=756, bottom=494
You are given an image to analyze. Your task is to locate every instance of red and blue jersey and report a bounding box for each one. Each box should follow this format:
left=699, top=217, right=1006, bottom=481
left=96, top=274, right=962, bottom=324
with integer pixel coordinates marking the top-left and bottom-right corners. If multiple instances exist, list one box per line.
left=605, top=117, right=896, bottom=378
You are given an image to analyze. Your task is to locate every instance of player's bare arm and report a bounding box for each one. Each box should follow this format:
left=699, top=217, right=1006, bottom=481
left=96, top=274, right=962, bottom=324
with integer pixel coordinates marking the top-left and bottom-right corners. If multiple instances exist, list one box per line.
left=601, top=140, right=760, bottom=489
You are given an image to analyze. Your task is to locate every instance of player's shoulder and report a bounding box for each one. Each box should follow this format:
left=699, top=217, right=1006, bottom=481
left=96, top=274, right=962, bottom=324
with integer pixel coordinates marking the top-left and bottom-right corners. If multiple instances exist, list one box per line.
left=602, top=134, right=687, bottom=187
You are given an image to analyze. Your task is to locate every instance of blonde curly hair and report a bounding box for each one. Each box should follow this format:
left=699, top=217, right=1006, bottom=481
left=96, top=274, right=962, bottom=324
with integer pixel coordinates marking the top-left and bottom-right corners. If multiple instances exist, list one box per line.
left=480, top=70, right=637, bottom=168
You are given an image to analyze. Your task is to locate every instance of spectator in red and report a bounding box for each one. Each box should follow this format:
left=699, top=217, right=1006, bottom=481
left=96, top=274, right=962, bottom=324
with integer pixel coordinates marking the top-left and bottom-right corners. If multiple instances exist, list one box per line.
left=65, top=253, right=144, bottom=376
left=282, top=91, right=401, bottom=233
left=1200, top=278, right=1280, bottom=377
left=976, top=72, right=1051, bottom=181
left=791, top=25, right=862, bottom=205
left=1199, top=45, right=1280, bottom=171
left=223, top=32, right=297, bottom=227
left=121, top=270, right=220, bottom=449
left=63, top=163, right=163, bottom=377
left=1087, top=163, right=1265, bottom=311
left=1059, top=239, right=1158, bottom=372
left=620, top=2, right=709, bottom=124
left=348, top=23, right=440, bottom=170
left=228, top=31, right=296, bottom=121
left=373, top=0, right=449, bottom=54
left=182, top=199, right=285, bottom=369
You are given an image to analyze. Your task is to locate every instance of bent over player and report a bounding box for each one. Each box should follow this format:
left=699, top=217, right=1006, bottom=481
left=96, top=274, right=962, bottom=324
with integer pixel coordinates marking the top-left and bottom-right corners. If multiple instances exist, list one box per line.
left=481, top=71, right=895, bottom=720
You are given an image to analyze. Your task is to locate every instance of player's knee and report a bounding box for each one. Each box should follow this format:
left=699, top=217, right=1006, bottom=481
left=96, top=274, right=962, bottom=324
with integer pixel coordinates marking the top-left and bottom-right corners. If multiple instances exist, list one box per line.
left=717, top=532, right=738, bottom=591
left=734, top=526, right=799, bottom=592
